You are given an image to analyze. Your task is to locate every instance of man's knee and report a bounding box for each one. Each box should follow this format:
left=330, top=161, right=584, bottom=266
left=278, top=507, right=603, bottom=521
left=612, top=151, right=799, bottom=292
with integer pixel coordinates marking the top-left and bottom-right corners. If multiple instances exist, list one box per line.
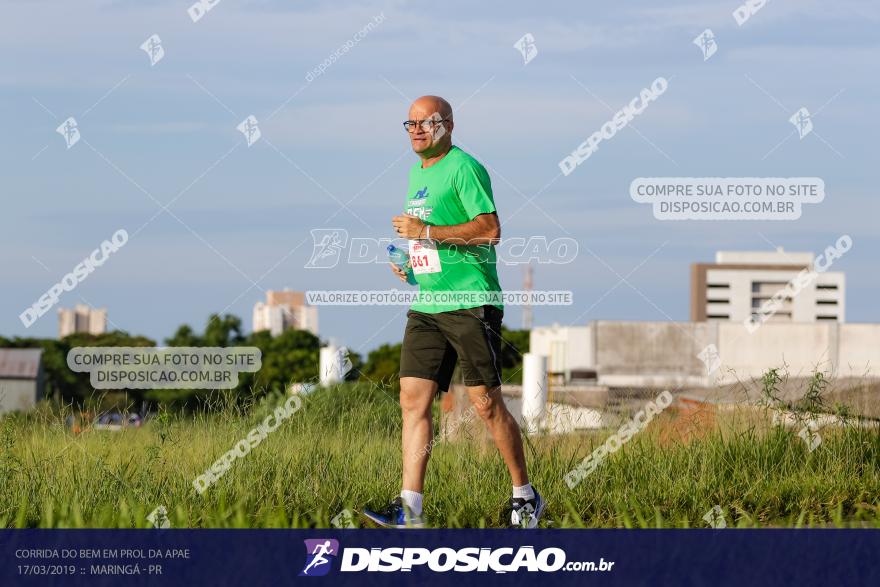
left=400, top=378, right=435, bottom=416
left=471, top=388, right=504, bottom=421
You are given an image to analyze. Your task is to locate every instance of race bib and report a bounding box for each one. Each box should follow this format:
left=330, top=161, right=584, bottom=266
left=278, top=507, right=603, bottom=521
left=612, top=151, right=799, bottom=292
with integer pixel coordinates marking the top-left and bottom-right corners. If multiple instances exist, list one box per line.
left=408, top=240, right=442, bottom=274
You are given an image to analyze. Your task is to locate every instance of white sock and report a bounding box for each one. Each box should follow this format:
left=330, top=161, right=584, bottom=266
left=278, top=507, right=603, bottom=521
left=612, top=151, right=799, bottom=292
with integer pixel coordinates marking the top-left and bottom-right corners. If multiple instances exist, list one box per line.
left=512, top=483, right=535, bottom=501
left=400, top=489, right=423, bottom=516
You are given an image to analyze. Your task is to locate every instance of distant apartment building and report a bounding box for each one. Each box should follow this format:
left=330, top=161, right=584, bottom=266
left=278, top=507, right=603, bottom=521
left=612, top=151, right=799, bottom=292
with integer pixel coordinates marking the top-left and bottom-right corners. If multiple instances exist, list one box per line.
left=58, top=304, right=107, bottom=338
left=253, top=289, right=319, bottom=336
left=691, top=248, right=845, bottom=324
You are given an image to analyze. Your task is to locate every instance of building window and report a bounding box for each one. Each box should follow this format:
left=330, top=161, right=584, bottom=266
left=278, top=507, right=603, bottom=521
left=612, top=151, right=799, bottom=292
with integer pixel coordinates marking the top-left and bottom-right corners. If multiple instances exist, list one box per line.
left=751, top=281, right=789, bottom=293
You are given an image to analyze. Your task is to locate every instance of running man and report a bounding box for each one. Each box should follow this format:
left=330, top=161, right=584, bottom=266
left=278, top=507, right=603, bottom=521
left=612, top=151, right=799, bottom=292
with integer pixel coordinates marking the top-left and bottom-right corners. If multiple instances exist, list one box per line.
left=302, top=541, right=334, bottom=575
left=363, top=95, right=544, bottom=529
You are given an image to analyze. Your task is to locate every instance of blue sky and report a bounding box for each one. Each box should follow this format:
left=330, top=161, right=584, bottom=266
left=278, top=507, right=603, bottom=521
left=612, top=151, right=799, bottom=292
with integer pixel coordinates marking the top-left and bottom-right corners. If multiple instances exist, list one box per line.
left=2, top=0, right=878, bottom=356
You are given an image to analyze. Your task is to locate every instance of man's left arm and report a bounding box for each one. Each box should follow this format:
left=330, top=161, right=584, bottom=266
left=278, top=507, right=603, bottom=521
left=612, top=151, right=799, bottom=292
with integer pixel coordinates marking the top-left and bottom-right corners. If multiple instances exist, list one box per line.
left=392, top=160, right=500, bottom=245
left=392, top=212, right=499, bottom=245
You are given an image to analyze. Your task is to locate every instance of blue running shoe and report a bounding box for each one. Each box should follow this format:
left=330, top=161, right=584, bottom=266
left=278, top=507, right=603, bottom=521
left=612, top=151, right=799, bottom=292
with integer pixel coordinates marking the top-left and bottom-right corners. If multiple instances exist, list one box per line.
left=508, top=488, right=545, bottom=528
left=363, top=497, right=425, bottom=528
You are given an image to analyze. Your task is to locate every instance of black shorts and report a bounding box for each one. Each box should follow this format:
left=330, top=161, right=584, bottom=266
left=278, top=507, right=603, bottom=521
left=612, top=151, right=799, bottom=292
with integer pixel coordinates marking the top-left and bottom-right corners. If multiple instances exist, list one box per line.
left=399, top=305, right=504, bottom=392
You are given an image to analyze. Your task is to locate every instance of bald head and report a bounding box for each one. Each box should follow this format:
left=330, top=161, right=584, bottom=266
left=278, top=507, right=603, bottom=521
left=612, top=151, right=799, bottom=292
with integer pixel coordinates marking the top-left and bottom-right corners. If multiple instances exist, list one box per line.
left=410, top=95, right=453, bottom=122
left=406, top=95, right=454, bottom=160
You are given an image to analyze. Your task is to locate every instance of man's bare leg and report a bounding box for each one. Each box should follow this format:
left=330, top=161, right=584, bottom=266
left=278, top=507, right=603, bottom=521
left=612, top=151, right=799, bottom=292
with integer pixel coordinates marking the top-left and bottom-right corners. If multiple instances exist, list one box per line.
left=400, top=376, right=438, bottom=493
left=466, top=385, right=528, bottom=486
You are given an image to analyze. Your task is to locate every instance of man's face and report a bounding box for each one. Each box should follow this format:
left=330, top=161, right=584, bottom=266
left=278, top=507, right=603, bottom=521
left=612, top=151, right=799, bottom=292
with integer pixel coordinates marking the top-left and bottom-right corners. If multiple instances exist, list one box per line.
left=406, top=103, right=450, bottom=155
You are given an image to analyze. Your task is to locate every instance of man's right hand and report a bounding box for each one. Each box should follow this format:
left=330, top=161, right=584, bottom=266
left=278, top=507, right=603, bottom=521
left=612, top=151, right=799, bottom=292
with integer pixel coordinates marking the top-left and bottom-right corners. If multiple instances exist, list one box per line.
left=389, top=262, right=408, bottom=283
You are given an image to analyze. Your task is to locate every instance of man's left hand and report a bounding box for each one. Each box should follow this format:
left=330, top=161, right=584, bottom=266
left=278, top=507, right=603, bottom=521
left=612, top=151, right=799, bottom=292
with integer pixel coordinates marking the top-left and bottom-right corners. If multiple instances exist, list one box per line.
left=392, top=214, right=425, bottom=239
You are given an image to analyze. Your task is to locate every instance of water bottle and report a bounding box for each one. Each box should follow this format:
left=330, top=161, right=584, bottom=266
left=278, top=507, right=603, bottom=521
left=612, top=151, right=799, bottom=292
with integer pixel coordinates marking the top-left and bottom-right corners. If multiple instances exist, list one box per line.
left=387, top=244, right=418, bottom=285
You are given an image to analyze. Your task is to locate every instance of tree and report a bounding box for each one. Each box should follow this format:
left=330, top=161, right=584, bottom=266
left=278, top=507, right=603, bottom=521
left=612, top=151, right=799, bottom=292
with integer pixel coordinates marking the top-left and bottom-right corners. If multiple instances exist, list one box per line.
left=165, top=324, right=200, bottom=347
left=247, top=328, right=321, bottom=395
left=203, top=314, right=245, bottom=347
left=361, top=343, right=402, bottom=385
left=63, top=331, right=156, bottom=407
left=1, top=311, right=370, bottom=413
left=499, top=326, right=529, bottom=384
left=2, top=332, right=156, bottom=407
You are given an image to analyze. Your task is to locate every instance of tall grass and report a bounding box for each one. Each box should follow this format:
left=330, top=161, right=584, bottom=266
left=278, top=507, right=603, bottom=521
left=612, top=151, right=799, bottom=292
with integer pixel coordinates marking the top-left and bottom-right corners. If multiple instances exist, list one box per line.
left=1, top=382, right=879, bottom=528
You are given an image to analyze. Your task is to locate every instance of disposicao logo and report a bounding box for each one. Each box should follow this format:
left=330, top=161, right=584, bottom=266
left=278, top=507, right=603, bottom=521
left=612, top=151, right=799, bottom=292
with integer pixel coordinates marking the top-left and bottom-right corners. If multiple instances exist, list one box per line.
left=300, top=539, right=339, bottom=577
left=412, top=186, right=429, bottom=199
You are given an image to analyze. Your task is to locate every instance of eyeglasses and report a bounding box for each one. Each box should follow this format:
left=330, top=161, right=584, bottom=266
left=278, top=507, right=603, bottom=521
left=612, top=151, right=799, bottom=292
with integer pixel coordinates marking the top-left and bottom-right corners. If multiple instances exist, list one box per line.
left=403, top=119, right=448, bottom=132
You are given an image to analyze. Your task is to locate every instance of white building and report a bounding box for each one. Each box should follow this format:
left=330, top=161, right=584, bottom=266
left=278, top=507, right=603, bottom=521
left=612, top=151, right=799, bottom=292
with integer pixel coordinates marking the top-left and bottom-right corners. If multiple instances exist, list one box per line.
left=58, top=304, right=107, bottom=338
left=530, top=320, right=880, bottom=388
left=528, top=247, right=857, bottom=388
left=0, top=349, right=44, bottom=414
left=253, top=289, right=318, bottom=336
left=529, top=325, right=595, bottom=385
left=691, top=248, right=845, bottom=324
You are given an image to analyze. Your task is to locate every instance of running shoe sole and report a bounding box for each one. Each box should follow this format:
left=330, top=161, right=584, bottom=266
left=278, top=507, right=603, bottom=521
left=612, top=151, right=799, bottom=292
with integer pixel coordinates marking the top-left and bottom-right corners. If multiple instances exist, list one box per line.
left=362, top=509, right=425, bottom=529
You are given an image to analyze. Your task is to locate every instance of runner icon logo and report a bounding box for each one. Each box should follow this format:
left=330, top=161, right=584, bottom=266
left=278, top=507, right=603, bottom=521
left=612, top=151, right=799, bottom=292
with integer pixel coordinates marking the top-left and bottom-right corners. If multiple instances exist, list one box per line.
left=300, top=539, right=339, bottom=577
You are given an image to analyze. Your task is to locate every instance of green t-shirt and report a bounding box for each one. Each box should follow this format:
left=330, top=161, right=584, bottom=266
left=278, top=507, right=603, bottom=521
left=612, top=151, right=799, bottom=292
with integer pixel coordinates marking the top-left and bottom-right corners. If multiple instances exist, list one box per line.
left=404, top=146, right=503, bottom=314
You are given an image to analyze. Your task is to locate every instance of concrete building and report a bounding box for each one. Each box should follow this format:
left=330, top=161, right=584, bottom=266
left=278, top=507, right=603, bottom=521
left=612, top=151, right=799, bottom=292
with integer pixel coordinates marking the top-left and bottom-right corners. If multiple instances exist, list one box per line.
left=58, top=304, right=107, bottom=338
left=529, top=325, right=595, bottom=385
left=0, top=349, right=44, bottom=414
left=530, top=320, right=880, bottom=389
left=526, top=248, right=866, bottom=410
left=253, top=289, right=319, bottom=336
left=691, top=248, right=845, bottom=323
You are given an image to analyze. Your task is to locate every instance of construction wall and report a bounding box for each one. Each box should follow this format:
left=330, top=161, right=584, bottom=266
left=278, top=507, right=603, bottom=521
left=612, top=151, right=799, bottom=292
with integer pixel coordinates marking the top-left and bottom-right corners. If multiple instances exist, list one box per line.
left=594, top=321, right=717, bottom=387
left=0, top=379, right=39, bottom=414
left=836, top=324, right=880, bottom=378
left=717, top=322, right=837, bottom=381
left=530, top=321, right=880, bottom=387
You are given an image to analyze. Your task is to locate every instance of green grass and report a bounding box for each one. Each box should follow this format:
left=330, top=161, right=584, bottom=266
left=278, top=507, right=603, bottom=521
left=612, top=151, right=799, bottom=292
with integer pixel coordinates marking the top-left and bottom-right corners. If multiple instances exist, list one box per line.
left=1, top=382, right=879, bottom=528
